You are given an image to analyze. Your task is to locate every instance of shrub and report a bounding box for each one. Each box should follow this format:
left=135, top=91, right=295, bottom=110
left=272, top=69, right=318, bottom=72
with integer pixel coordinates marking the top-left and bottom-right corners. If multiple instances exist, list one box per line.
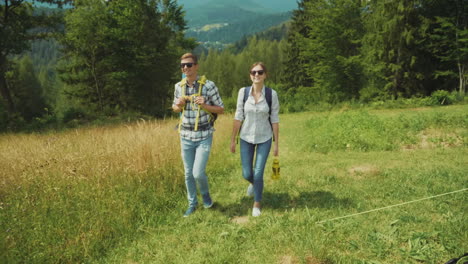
left=430, top=90, right=454, bottom=105
left=61, top=107, right=89, bottom=124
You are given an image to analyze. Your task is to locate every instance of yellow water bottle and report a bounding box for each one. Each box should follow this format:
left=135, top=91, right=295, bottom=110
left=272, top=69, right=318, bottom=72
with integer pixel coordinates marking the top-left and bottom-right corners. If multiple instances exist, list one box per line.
left=271, top=158, right=280, bottom=180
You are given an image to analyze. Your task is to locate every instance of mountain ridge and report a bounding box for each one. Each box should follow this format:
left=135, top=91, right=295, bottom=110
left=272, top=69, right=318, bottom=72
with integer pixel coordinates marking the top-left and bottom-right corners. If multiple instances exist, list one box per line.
left=177, top=0, right=297, bottom=13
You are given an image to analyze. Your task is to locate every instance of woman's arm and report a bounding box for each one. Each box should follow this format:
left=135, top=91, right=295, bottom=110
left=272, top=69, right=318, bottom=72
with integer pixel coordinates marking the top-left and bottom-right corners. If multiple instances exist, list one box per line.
left=272, top=123, right=279, bottom=156
left=230, top=120, right=242, bottom=153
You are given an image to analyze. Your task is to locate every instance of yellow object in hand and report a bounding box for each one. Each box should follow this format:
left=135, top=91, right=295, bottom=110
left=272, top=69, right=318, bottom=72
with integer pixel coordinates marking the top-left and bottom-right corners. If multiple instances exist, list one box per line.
left=271, top=158, right=280, bottom=180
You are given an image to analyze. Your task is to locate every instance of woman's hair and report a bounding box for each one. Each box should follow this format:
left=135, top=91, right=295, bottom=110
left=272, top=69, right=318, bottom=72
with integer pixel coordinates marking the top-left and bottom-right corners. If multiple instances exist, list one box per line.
left=249, top=62, right=267, bottom=73
left=180, top=53, right=198, bottom=64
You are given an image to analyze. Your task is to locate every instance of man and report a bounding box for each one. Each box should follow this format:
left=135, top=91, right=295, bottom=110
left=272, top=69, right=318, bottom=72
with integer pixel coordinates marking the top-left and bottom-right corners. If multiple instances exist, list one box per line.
left=172, top=53, right=224, bottom=217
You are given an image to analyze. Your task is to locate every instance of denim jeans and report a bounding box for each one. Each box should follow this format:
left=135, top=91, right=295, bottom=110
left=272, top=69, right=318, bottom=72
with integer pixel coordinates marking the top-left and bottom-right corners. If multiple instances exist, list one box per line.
left=180, top=135, right=213, bottom=208
left=240, top=138, right=272, bottom=202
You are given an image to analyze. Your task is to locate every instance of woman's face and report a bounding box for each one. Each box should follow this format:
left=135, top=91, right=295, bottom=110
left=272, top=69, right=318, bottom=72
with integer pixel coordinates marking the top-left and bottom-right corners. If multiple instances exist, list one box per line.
left=250, top=65, right=266, bottom=84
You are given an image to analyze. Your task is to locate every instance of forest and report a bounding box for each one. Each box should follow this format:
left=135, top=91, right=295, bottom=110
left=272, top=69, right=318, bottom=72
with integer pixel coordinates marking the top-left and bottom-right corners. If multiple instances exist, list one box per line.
left=0, top=0, right=467, bottom=131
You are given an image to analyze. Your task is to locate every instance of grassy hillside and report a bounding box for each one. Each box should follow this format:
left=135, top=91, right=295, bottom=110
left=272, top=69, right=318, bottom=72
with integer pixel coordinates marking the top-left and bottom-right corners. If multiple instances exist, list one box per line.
left=1, top=105, right=467, bottom=263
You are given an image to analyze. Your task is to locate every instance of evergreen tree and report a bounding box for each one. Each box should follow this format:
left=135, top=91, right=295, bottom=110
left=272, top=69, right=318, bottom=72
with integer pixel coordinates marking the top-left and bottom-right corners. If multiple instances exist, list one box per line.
left=422, top=0, right=467, bottom=95
left=361, top=0, right=426, bottom=99
left=0, top=0, right=69, bottom=116
left=283, top=0, right=313, bottom=93
left=304, top=0, right=364, bottom=102
left=6, top=55, right=47, bottom=120
left=284, top=0, right=364, bottom=102
left=58, top=0, right=109, bottom=112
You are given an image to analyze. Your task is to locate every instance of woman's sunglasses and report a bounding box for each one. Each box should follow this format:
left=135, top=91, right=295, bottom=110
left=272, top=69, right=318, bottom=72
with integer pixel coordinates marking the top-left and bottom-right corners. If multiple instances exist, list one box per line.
left=250, top=70, right=265, bottom=76
left=180, top=63, right=196, bottom=68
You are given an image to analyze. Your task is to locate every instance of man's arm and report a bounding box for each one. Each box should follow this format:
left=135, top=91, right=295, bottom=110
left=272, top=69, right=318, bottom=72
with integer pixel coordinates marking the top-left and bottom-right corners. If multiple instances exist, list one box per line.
left=200, top=103, right=224, bottom=114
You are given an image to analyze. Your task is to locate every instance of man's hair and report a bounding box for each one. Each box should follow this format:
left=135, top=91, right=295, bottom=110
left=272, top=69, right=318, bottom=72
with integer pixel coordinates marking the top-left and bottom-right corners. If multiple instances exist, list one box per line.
left=249, top=62, right=267, bottom=73
left=180, top=53, right=198, bottom=64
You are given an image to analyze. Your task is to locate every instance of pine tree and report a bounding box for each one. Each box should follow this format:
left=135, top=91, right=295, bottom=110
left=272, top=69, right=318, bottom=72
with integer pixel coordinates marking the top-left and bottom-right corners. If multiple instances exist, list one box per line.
left=361, top=0, right=426, bottom=99
left=0, top=0, right=70, bottom=116
left=284, top=0, right=364, bottom=102
left=6, top=56, right=47, bottom=120
left=423, top=0, right=467, bottom=95
left=282, top=0, right=313, bottom=93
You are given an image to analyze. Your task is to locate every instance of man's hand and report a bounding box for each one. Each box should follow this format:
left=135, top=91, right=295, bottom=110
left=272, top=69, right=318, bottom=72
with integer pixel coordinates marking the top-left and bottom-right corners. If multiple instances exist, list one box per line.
left=175, top=97, right=187, bottom=107
left=194, top=96, right=205, bottom=106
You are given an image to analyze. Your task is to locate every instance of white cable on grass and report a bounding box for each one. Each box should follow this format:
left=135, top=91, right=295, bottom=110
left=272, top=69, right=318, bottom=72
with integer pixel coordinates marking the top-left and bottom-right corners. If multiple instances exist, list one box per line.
left=316, top=188, right=467, bottom=224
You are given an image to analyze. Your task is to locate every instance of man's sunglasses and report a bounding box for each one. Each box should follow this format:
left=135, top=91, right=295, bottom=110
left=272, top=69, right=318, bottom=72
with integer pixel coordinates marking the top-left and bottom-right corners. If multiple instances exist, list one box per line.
left=180, top=63, right=196, bottom=68
left=250, top=70, right=265, bottom=76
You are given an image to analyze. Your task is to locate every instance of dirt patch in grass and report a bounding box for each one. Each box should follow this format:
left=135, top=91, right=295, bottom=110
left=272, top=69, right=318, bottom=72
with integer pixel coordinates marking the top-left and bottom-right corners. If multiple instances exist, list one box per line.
left=402, top=129, right=464, bottom=150
left=279, top=255, right=298, bottom=264
left=231, top=216, right=249, bottom=225
left=348, top=164, right=380, bottom=178
left=279, top=255, right=324, bottom=264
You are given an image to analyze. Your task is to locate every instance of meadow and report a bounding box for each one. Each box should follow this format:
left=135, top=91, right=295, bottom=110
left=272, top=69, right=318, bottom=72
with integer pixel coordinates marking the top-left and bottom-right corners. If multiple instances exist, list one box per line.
left=1, top=105, right=467, bottom=263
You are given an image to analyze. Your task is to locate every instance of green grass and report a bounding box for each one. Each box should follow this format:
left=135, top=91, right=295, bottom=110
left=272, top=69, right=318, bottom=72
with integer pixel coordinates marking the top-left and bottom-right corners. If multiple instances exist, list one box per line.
left=1, top=105, right=467, bottom=263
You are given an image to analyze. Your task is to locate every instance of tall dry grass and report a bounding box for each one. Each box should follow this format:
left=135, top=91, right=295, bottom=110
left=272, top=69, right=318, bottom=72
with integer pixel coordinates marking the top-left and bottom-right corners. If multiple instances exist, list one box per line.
left=1, top=118, right=184, bottom=190
left=1, top=115, right=219, bottom=263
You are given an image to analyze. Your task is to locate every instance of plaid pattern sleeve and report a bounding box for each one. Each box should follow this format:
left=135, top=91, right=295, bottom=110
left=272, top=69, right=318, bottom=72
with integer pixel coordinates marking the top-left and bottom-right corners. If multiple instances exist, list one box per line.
left=176, top=78, right=224, bottom=142
left=204, top=80, right=224, bottom=109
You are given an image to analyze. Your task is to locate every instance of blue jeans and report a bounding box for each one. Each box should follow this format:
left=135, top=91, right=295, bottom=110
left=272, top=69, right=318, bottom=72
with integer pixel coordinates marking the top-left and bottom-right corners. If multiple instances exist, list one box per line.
left=240, top=138, right=272, bottom=202
left=180, top=135, right=213, bottom=208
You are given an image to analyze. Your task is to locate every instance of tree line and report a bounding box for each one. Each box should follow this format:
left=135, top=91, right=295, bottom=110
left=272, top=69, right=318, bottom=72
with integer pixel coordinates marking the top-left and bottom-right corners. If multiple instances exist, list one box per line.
left=199, top=0, right=466, bottom=110
left=0, top=0, right=466, bottom=131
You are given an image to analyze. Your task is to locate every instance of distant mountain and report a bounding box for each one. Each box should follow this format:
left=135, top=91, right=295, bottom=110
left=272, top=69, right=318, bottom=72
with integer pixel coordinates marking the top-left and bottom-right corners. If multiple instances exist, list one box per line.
left=181, top=0, right=294, bottom=44
left=202, top=0, right=265, bottom=11
left=186, top=11, right=291, bottom=44
left=185, top=4, right=259, bottom=27
left=251, top=0, right=298, bottom=12
left=177, top=0, right=298, bottom=14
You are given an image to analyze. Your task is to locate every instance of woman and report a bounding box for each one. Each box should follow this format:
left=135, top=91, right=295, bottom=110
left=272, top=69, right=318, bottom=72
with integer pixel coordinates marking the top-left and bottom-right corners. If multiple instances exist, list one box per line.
left=230, top=62, right=280, bottom=217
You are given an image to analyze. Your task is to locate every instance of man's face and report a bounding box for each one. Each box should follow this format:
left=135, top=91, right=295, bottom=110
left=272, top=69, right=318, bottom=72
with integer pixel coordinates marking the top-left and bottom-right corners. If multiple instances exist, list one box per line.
left=180, top=58, right=198, bottom=78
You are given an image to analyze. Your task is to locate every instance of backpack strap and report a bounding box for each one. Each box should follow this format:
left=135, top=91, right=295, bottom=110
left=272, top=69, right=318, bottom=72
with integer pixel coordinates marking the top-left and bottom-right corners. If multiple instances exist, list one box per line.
left=193, top=76, right=205, bottom=131
left=198, top=76, right=217, bottom=127
left=264, top=87, right=274, bottom=141
left=243, top=86, right=251, bottom=105
left=265, top=87, right=272, bottom=118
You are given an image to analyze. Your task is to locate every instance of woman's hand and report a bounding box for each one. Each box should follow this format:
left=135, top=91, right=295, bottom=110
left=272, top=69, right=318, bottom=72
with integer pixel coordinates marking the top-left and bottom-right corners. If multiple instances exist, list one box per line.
left=273, top=143, right=279, bottom=156
left=230, top=141, right=236, bottom=154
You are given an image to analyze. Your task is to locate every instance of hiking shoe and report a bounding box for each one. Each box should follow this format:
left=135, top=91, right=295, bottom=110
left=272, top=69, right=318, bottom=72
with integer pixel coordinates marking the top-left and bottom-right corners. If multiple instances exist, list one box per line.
left=246, top=184, right=254, bottom=197
left=183, top=206, right=196, bottom=217
left=202, top=193, right=213, bottom=209
left=252, top=207, right=261, bottom=217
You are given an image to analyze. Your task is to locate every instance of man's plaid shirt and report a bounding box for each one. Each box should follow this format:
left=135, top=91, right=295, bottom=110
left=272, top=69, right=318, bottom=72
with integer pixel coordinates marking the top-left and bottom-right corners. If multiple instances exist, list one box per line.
left=173, top=76, right=224, bottom=141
